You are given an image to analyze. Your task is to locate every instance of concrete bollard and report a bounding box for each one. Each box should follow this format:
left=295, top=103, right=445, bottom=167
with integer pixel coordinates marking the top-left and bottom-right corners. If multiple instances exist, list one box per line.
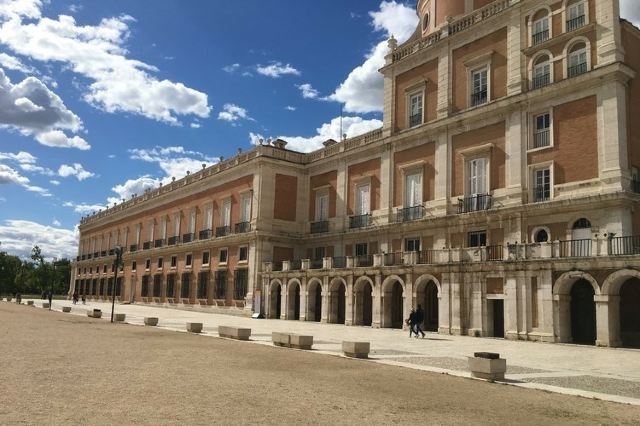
left=342, top=341, right=370, bottom=359
left=187, top=322, right=203, bottom=333
left=87, top=309, right=102, bottom=318
left=218, top=325, right=251, bottom=341
left=272, top=331, right=291, bottom=347
left=42, top=303, right=50, bottom=309
left=144, top=317, right=158, bottom=326
left=62, top=306, right=72, bottom=313
left=27, top=300, right=34, bottom=306
left=290, top=334, right=313, bottom=350
left=468, top=352, right=507, bottom=381
left=114, top=313, right=126, bottom=322
left=5, top=297, right=11, bottom=302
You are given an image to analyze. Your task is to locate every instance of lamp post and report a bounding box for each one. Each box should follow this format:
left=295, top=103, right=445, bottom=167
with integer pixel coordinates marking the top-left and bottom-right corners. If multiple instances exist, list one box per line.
left=111, top=246, right=123, bottom=323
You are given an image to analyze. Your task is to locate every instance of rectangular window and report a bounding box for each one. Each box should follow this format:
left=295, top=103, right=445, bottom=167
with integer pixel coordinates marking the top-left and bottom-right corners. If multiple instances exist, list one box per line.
left=315, top=192, right=329, bottom=221
left=170, top=256, right=177, bottom=268
left=532, top=17, right=549, bottom=45
left=355, top=243, right=368, bottom=256
left=145, top=258, right=151, bottom=270
left=532, top=61, right=550, bottom=88
left=567, top=2, right=585, bottom=31
left=471, top=68, right=488, bottom=106
left=234, top=269, right=248, bottom=300
left=222, top=199, right=231, bottom=227
left=534, top=167, right=551, bottom=202
left=132, top=261, right=137, bottom=272
left=404, top=172, right=422, bottom=208
left=405, top=238, right=420, bottom=252
left=103, top=264, right=107, bottom=273
left=166, top=274, right=175, bottom=298
left=314, top=246, right=325, bottom=260
left=239, top=246, right=248, bottom=262
left=467, top=158, right=487, bottom=195
left=202, top=251, right=210, bottom=266
left=409, top=92, right=423, bottom=127
left=355, top=184, right=371, bottom=216
left=219, top=248, right=228, bottom=264
left=153, top=274, right=162, bottom=297
left=186, top=254, right=192, bottom=267
left=205, top=204, right=213, bottom=230
left=174, top=213, right=181, bottom=237
left=148, top=220, right=155, bottom=242
left=189, top=210, right=196, bottom=234
left=141, top=275, right=149, bottom=297
left=161, top=217, right=167, bottom=240
left=157, top=257, right=163, bottom=269
left=241, top=193, right=252, bottom=222
left=533, top=113, right=551, bottom=149
left=181, top=273, right=190, bottom=299
left=197, top=271, right=208, bottom=299
left=568, top=49, right=587, bottom=77
left=468, top=230, right=487, bottom=248
left=215, top=270, right=227, bottom=299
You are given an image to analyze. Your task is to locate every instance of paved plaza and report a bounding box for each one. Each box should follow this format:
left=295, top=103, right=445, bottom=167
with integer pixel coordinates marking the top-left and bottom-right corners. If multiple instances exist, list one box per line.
left=21, top=298, right=640, bottom=407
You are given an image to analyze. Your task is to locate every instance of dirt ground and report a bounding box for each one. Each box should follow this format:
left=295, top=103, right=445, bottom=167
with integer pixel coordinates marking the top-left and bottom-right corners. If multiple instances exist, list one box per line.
left=0, top=303, right=638, bottom=425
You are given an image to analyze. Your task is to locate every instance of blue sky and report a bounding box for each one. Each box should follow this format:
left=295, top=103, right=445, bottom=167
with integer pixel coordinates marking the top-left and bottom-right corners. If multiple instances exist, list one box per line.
left=0, top=0, right=639, bottom=260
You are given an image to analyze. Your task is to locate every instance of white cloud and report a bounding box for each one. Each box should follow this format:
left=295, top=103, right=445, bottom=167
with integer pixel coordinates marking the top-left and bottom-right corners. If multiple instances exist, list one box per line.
left=63, top=201, right=106, bottom=214
left=222, top=63, right=240, bottom=73
left=297, top=83, right=319, bottom=99
left=0, top=4, right=211, bottom=125
left=327, top=1, right=417, bottom=113
left=20, top=162, right=53, bottom=175
left=250, top=115, right=382, bottom=153
left=128, top=145, right=219, bottom=181
left=0, top=162, right=50, bottom=195
left=108, top=175, right=161, bottom=203
left=58, top=163, right=94, bottom=181
left=0, top=219, right=78, bottom=260
left=52, top=218, right=61, bottom=226
left=190, top=122, right=201, bottom=128
left=0, top=0, right=42, bottom=21
left=285, top=105, right=296, bottom=111
left=0, top=150, right=36, bottom=163
left=217, top=103, right=254, bottom=123
left=0, top=52, right=33, bottom=73
left=0, top=68, right=89, bottom=149
left=49, top=179, right=59, bottom=185
left=256, top=62, right=300, bottom=78
left=621, top=0, right=640, bottom=27
left=107, top=154, right=115, bottom=159
left=0, top=196, right=5, bottom=202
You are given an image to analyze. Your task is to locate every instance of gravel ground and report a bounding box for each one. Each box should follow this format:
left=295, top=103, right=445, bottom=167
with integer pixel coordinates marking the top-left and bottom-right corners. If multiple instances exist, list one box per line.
left=1, top=302, right=639, bottom=426
left=525, top=375, right=640, bottom=399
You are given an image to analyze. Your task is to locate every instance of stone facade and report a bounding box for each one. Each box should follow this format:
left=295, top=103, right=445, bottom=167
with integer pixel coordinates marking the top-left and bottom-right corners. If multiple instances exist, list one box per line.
left=71, top=0, right=640, bottom=348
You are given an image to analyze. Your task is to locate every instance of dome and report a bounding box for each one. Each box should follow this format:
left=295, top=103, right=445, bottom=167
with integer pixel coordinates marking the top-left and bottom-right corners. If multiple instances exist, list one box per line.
left=417, top=0, right=491, bottom=36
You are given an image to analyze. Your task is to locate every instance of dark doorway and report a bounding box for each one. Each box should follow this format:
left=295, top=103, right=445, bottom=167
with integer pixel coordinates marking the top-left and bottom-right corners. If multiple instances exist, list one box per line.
left=620, top=278, right=640, bottom=348
left=391, top=282, right=404, bottom=329
left=362, top=284, right=373, bottom=326
left=271, top=284, right=281, bottom=319
left=330, top=283, right=346, bottom=324
left=570, top=279, right=596, bottom=345
left=424, top=282, right=439, bottom=332
left=291, top=284, right=300, bottom=320
left=492, top=299, right=505, bottom=338
left=309, top=283, right=322, bottom=322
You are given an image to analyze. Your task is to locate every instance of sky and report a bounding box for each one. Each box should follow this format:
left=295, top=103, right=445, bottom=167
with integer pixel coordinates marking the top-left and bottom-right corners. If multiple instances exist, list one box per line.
left=0, top=0, right=638, bottom=261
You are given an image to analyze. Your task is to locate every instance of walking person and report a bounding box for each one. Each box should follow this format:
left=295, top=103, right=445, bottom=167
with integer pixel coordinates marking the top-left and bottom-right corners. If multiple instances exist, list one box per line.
left=407, top=308, right=417, bottom=338
left=415, top=304, right=426, bottom=338
left=47, top=290, right=53, bottom=310
left=72, top=292, right=78, bottom=305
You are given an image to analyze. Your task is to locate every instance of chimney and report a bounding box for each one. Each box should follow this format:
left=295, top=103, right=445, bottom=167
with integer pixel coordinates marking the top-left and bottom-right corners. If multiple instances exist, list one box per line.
left=272, top=138, right=288, bottom=149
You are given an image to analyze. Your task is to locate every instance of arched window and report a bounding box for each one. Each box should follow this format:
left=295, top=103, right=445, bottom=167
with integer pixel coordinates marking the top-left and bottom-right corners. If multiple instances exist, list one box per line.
left=573, top=218, right=591, bottom=229
left=567, top=41, right=588, bottom=77
left=531, top=9, right=550, bottom=45
left=565, top=0, right=586, bottom=32
left=423, top=13, right=430, bottom=32
left=534, top=229, right=549, bottom=243
left=532, top=54, right=551, bottom=89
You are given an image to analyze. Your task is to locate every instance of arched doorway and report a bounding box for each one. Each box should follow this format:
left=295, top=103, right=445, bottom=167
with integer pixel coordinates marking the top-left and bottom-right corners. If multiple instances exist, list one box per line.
left=354, top=278, right=373, bottom=326
left=307, top=280, right=322, bottom=322
left=570, top=279, right=596, bottom=345
left=329, top=279, right=346, bottom=324
left=620, top=278, right=640, bottom=348
left=287, top=281, right=301, bottom=320
left=269, top=281, right=282, bottom=319
left=415, top=276, right=439, bottom=332
left=382, top=277, right=404, bottom=329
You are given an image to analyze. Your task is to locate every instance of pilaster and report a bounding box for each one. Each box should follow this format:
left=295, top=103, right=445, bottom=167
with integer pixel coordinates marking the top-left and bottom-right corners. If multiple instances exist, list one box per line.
left=595, top=0, right=625, bottom=67
left=597, top=80, right=629, bottom=189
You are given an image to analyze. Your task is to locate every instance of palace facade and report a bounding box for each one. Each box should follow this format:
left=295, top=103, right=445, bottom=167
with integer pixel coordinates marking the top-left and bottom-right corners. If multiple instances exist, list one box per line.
left=71, top=0, right=640, bottom=348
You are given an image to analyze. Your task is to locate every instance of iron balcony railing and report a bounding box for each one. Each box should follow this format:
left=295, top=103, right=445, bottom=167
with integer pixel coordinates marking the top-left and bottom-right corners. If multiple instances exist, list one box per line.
left=349, top=214, right=371, bottom=229
left=154, top=239, right=165, bottom=248
left=272, top=261, right=283, bottom=272
left=235, top=221, right=251, bottom=233
left=632, top=180, right=640, bottom=194
left=100, top=251, right=107, bottom=257
left=290, top=259, right=302, bottom=270
left=470, top=89, right=488, bottom=107
left=532, top=73, right=550, bottom=90
left=182, top=233, right=195, bottom=243
left=417, top=250, right=436, bottom=264
left=531, top=29, right=549, bottom=45
left=86, top=254, right=91, bottom=260
left=167, top=236, right=179, bottom=246
left=458, top=194, right=491, bottom=213
left=142, top=241, right=151, bottom=250
left=409, top=114, right=422, bottom=128
left=568, top=62, right=587, bottom=78
left=309, top=258, right=324, bottom=269
left=216, top=226, right=231, bottom=237
left=356, top=254, right=374, bottom=267
left=310, top=220, right=329, bottom=234
left=533, top=129, right=550, bottom=148
left=129, top=244, right=138, bottom=252
left=566, top=15, right=585, bottom=32
left=609, top=235, right=640, bottom=256
left=397, top=206, right=425, bottom=223
left=333, top=256, right=346, bottom=269
left=199, top=229, right=212, bottom=240
left=558, top=239, right=592, bottom=258
left=384, top=252, right=404, bottom=266
left=93, top=252, right=99, bottom=258
left=533, top=186, right=550, bottom=203
left=108, top=249, right=115, bottom=256
left=486, top=245, right=504, bottom=261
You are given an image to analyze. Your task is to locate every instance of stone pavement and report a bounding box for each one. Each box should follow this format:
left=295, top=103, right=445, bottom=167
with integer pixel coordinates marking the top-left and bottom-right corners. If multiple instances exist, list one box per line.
left=18, top=298, right=640, bottom=406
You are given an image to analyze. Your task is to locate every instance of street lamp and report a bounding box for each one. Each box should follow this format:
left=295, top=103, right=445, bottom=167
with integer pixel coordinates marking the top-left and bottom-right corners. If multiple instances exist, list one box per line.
left=110, top=246, right=124, bottom=323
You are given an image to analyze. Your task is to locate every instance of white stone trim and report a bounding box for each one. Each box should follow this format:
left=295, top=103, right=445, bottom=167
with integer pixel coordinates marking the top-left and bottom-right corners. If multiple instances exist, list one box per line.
left=527, top=108, right=554, bottom=152
left=527, top=6, right=553, bottom=47
left=561, top=0, right=590, bottom=34
left=563, top=36, right=592, bottom=79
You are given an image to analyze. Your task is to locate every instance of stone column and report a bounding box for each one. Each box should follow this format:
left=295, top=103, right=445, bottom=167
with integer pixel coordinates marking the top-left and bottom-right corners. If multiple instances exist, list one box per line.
left=403, top=272, right=413, bottom=330
left=504, top=110, right=524, bottom=200
left=372, top=274, right=382, bottom=328
left=597, top=81, right=629, bottom=189
left=504, top=274, right=520, bottom=340
left=345, top=275, right=354, bottom=326
left=436, top=46, right=450, bottom=119
left=280, top=280, right=288, bottom=320
left=506, top=8, right=523, bottom=96
left=439, top=273, right=451, bottom=334
left=335, top=162, right=347, bottom=231
left=299, top=276, right=307, bottom=321
left=539, top=271, right=555, bottom=342
left=450, top=274, right=462, bottom=335
left=553, top=295, right=572, bottom=343
left=517, top=273, right=529, bottom=339
left=469, top=275, right=483, bottom=337
left=382, top=70, right=395, bottom=138
left=595, top=0, right=624, bottom=67
left=595, top=295, right=611, bottom=347
left=321, top=276, right=329, bottom=323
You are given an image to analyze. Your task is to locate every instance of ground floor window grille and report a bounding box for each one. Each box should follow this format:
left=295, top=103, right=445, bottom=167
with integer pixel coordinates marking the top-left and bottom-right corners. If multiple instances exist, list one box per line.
left=166, top=274, right=175, bottom=298
left=115, top=277, right=122, bottom=296
left=197, top=271, right=209, bottom=299
left=234, top=269, right=248, bottom=300
left=141, top=275, right=149, bottom=297
left=215, top=271, right=227, bottom=299
left=99, top=279, right=105, bottom=296
left=181, top=273, right=191, bottom=299
left=153, top=274, right=162, bottom=297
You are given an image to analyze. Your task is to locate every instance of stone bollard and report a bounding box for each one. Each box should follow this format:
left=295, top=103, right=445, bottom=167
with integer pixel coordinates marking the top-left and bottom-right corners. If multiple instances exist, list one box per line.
left=114, top=313, right=126, bottom=322
left=5, top=297, right=11, bottom=302
left=42, top=303, right=50, bottom=309
left=144, top=317, right=158, bottom=326
left=272, top=332, right=291, bottom=347
left=62, top=306, right=72, bottom=313
left=468, top=352, right=507, bottom=381
left=27, top=300, right=34, bottom=306
left=218, top=325, right=251, bottom=340
left=187, top=322, right=203, bottom=333
left=87, top=309, right=102, bottom=318
left=290, top=334, right=313, bottom=350
left=342, top=341, right=370, bottom=359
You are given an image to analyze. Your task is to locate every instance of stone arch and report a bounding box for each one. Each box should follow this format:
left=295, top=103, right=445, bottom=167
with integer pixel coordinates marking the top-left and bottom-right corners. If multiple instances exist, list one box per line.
left=328, top=277, right=347, bottom=324
left=602, top=269, right=640, bottom=348
left=413, top=274, right=441, bottom=332
left=353, top=276, right=374, bottom=326
left=553, top=271, right=599, bottom=345
left=562, top=36, right=592, bottom=79
left=531, top=225, right=551, bottom=243
left=306, top=278, right=323, bottom=322
left=381, top=275, right=405, bottom=329
left=529, top=49, right=554, bottom=85
left=287, top=278, right=302, bottom=321
left=602, top=269, right=640, bottom=296
left=268, top=279, right=283, bottom=319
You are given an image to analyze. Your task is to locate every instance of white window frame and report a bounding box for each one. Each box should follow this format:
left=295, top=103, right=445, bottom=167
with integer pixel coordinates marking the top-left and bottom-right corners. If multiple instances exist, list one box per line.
left=170, top=255, right=177, bottom=269
left=205, top=203, right=213, bottom=230
left=562, top=0, right=589, bottom=33
left=219, top=247, right=229, bottom=265
left=202, top=250, right=210, bottom=267
left=315, top=189, right=330, bottom=221
left=160, top=217, right=167, bottom=241
left=188, top=209, right=196, bottom=234
left=531, top=11, right=551, bottom=45
left=528, top=161, right=554, bottom=203
left=355, top=181, right=371, bottom=216
left=529, top=109, right=554, bottom=151
left=465, top=156, right=489, bottom=197
left=564, top=38, right=590, bottom=79
left=185, top=252, right=193, bottom=268
left=240, top=192, right=252, bottom=223
left=145, top=258, right=151, bottom=272
left=459, top=143, right=493, bottom=198
left=407, top=90, right=424, bottom=128
left=173, top=212, right=181, bottom=237
left=401, top=165, right=424, bottom=208
left=221, top=198, right=232, bottom=227
left=135, top=224, right=141, bottom=245
left=148, top=220, right=155, bottom=242
left=529, top=50, right=554, bottom=90
left=405, top=237, right=421, bottom=252
left=238, top=245, right=249, bottom=263
left=464, top=52, right=493, bottom=109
